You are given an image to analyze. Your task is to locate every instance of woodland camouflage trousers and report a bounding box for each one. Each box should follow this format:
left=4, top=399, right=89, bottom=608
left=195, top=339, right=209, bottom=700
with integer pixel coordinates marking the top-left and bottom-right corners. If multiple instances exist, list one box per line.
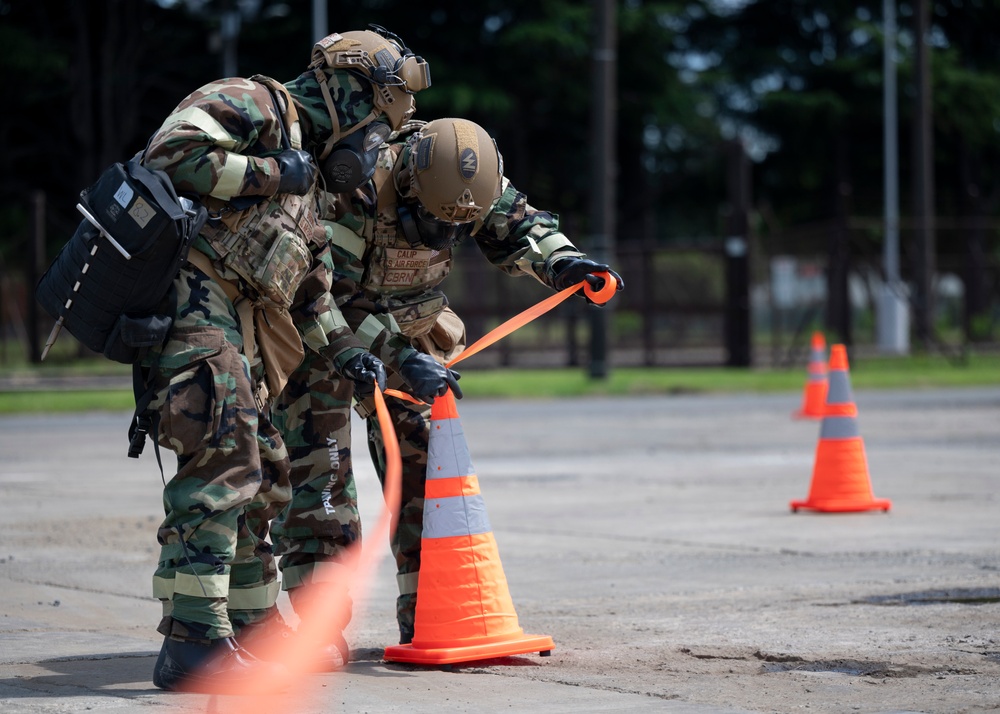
left=271, top=351, right=432, bottom=644
left=147, top=265, right=291, bottom=641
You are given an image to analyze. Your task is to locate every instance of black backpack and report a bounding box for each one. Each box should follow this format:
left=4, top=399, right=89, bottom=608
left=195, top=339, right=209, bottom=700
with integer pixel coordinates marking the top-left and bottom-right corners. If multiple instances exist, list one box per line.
left=35, top=155, right=207, bottom=363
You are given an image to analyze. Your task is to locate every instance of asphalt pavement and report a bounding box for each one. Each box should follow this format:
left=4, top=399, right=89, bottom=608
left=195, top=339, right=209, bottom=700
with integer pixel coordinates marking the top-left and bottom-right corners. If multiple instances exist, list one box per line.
left=0, top=386, right=998, bottom=713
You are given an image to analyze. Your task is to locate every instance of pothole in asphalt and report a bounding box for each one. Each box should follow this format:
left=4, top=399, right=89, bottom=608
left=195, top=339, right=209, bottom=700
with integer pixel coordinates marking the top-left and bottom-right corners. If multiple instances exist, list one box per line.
left=753, top=652, right=928, bottom=678
left=854, top=587, right=1000, bottom=606
left=679, top=649, right=935, bottom=678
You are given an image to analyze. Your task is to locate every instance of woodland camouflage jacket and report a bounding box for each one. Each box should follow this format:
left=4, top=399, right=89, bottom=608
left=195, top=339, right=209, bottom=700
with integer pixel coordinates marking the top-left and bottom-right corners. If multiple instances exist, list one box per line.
left=143, top=73, right=378, bottom=369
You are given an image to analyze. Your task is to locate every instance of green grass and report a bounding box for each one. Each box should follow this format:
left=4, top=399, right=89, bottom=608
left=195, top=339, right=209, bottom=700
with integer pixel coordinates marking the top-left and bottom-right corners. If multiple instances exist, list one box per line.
left=457, top=353, right=1000, bottom=398
left=0, top=389, right=136, bottom=413
left=1, top=351, right=998, bottom=413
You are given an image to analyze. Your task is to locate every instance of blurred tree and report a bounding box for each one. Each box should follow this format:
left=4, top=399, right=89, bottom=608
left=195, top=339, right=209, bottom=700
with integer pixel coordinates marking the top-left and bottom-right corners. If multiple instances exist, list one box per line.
left=1, top=0, right=223, bottom=249
left=680, top=0, right=1000, bottom=342
left=925, top=3, right=1000, bottom=341
left=3, top=0, right=998, bottom=346
left=1, top=0, right=718, bottom=263
left=617, top=2, right=726, bottom=246
left=679, top=1, right=888, bottom=241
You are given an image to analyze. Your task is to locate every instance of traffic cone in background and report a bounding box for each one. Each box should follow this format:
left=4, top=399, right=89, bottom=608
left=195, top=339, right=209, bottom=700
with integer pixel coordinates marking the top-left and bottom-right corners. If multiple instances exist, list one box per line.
left=790, top=344, right=892, bottom=514
left=383, top=389, right=555, bottom=666
left=793, top=331, right=829, bottom=419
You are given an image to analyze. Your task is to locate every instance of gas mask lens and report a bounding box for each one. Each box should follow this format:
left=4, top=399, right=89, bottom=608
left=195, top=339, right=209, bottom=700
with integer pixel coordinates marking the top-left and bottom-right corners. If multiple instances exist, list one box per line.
left=412, top=203, right=474, bottom=249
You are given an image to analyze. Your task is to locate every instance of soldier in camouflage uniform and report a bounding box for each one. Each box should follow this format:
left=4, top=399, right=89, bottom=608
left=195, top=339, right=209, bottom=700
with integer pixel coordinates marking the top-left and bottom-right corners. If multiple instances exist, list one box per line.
left=139, top=27, right=430, bottom=693
left=271, top=117, right=624, bottom=646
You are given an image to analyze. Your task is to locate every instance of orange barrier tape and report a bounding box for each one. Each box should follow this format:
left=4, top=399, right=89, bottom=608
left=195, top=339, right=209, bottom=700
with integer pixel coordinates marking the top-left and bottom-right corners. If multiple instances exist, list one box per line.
left=202, top=382, right=401, bottom=708
left=583, top=271, right=618, bottom=304
left=384, top=388, right=422, bottom=404
left=447, top=272, right=617, bottom=369
left=372, top=384, right=403, bottom=516
left=382, top=274, right=617, bottom=405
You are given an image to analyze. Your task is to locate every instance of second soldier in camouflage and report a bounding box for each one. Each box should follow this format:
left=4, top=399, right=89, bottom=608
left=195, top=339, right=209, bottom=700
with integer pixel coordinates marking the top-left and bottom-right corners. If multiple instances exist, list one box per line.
left=271, top=117, right=624, bottom=645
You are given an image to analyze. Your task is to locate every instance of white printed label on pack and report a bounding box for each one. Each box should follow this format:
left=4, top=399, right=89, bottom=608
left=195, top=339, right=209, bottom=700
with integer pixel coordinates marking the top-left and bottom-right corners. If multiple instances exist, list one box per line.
left=129, top=196, right=155, bottom=229
left=114, top=181, right=135, bottom=208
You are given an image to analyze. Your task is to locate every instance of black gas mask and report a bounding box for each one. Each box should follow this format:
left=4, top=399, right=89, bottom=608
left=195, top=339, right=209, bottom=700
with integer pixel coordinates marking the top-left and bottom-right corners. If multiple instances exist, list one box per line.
left=320, top=121, right=392, bottom=193
left=397, top=199, right=476, bottom=250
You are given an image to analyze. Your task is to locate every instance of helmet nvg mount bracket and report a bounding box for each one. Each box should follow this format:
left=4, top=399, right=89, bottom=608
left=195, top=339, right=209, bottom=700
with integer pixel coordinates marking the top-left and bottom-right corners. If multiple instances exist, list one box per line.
left=310, top=25, right=431, bottom=158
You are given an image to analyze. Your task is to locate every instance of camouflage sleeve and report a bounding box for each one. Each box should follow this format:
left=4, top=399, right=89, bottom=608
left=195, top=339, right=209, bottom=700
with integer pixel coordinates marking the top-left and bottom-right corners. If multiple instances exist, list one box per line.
left=143, top=78, right=283, bottom=200
left=321, top=191, right=418, bottom=375
left=289, top=239, right=367, bottom=372
left=473, top=176, right=585, bottom=286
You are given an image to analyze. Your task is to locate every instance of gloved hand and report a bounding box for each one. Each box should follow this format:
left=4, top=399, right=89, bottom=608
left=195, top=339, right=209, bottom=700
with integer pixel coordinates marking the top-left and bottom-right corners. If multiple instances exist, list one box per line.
left=276, top=149, right=317, bottom=195
left=548, top=257, right=625, bottom=298
left=340, top=352, right=387, bottom=396
left=397, top=352, right=463, bottom=402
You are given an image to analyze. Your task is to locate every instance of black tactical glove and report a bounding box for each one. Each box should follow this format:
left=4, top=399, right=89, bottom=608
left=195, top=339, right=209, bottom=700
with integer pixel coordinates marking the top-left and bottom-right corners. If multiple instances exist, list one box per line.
left=340, top=352, right=387, bottom=396
left=548, top=257, right=625, bottom=302
left=398, top=352, right=463, bottom=402
left=276, top=149, right=317, bottom=195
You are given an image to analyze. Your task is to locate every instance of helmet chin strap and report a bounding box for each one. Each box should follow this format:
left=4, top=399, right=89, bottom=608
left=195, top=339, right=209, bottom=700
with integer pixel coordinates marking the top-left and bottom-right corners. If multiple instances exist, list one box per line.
left=396, top=201, right=424, bottom=247
left=392, top=148, right=416, bottom=200
left=314, top=68, right=379, bottom=161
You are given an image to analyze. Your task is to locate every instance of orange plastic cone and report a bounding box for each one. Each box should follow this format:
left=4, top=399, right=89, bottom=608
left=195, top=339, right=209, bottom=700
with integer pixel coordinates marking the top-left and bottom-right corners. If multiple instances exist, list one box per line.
left=790, top=344, right=891, bottom=514
left=383, top=389, right=555, bottom=665
left=793, top=331, right=829, bottom=419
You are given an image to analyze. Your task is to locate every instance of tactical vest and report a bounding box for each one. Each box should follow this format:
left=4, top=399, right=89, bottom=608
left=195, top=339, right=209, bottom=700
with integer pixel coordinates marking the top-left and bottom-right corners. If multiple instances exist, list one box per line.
left=189, top=76, right=316, bottom=408
left=198, top=76, right=325, bottom=309
left=359, top=143, right=453, bottom=338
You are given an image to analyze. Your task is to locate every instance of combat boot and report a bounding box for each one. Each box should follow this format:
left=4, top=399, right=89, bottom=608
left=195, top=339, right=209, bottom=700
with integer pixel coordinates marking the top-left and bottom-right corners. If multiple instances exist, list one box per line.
left=397, top=592, right=416, bottom=645
left=152, top=635, right=288, bottom=694
left=238, top=613, right=349, bottom=672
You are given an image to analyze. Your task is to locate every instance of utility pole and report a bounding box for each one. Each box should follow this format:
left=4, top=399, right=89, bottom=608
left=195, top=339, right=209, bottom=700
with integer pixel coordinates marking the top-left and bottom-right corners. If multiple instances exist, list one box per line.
left=219, top=0, right=241, bottom=77
left=912, top=0, right=935, bottom=348
left=724, top=139, right=751, bottom=367
left=588, top=0, right=617, bottom=379
left=878, top=0, right=909, bottom=354
left=312, top=0, right=328, bottom=41
left=28, top=191, right=46, bottom=364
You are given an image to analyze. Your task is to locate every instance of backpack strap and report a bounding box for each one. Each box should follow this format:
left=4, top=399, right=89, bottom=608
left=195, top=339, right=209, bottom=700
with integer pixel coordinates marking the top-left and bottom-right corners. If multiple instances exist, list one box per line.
left=128, top=364, right=161, bottom=466
left=186, top=248, right=269, bottom=410
left=251, top=75, right=302, bottom=151
left=371, top=143, right=404, bottom=247
left=127, top=287, right=179, bottom=475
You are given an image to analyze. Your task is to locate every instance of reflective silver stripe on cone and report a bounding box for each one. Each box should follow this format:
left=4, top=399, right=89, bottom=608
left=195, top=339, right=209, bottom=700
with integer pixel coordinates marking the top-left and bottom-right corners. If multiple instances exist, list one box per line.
left=427, top=418, right=474, bottom=480
left=819, top=415, right=860, bottom=439
left=423, top=493, right=492, bottom=539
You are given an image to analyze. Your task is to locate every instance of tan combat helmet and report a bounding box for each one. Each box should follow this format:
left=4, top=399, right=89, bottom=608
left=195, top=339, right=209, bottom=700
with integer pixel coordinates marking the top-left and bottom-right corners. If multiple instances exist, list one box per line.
left=406, top=118, right=503, bottom=224
left=310, top=25, right=430, bottom=159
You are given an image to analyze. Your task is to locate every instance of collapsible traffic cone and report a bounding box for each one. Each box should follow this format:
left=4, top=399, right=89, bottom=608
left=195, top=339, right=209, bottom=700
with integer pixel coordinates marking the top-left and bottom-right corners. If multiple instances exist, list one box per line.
left=793, top=331, right=829, bottom=419
left=790, top=344, right=891, bottom=514
left=383, top=389, right=555, bottom=665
